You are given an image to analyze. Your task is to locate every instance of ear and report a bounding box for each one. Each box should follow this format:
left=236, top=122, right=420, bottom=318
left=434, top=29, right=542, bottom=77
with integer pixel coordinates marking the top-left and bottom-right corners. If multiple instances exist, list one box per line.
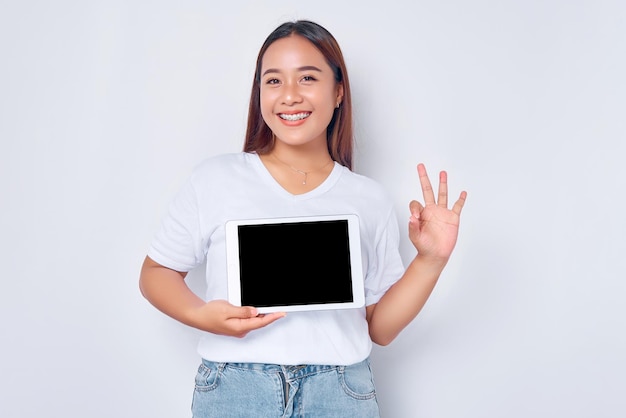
left=336, top=83, right=344, bottom=106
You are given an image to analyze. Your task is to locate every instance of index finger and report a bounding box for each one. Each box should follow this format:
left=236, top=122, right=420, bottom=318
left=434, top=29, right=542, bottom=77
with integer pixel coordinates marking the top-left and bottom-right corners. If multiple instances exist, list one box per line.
left=230, top=305, right=258, bottom=319
left=238, top=311, right=286, bottom=332
left=233, top=305, right=285, bottom=322
left=417, top=163, right=436, bottom=205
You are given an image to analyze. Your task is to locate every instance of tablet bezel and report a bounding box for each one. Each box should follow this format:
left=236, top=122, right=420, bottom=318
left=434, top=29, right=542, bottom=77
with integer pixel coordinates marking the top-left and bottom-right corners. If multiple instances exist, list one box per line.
left=225, top=214, right=364, bottom=313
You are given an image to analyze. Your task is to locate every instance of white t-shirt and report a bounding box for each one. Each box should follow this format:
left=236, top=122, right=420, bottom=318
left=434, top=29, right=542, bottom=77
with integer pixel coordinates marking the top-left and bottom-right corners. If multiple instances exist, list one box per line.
left=148, top=152, right=405, bottom=365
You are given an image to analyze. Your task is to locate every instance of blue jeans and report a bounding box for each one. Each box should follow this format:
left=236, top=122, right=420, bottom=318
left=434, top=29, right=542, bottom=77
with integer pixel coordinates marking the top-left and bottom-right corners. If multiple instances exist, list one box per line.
left=191, top=357, right=380, bottom=417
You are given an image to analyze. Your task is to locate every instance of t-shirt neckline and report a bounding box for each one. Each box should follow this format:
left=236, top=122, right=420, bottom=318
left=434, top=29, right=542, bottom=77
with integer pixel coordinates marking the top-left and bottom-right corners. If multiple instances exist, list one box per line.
left=247, top=152, right=343, bottom=200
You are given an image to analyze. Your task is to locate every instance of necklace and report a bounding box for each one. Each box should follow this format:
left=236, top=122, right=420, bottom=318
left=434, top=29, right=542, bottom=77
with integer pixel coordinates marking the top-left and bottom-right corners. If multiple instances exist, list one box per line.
left=271, top=154, right=334, bottom=185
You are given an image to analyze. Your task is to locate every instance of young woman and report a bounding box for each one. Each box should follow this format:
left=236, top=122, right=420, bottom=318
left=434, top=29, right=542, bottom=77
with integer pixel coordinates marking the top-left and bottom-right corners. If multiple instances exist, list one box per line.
left=140, top=20, right=466, bottom=417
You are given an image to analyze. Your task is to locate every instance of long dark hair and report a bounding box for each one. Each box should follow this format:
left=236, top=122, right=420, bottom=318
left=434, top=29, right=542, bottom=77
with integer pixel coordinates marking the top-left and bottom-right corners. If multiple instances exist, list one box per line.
left=243, top=20, right=354, bottom=170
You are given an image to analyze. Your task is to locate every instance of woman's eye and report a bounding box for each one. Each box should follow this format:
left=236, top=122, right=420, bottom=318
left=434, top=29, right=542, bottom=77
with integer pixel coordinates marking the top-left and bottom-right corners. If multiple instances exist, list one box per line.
left=266, top=78, right=280, bottom=85
left=301, top=75, right=316, bottom=82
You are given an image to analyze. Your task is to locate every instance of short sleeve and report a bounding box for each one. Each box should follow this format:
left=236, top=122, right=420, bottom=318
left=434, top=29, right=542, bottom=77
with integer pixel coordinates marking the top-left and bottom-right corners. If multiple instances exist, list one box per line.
left=363, top=208, right=406, bottom=306
left=147, top=176, right=207, bottom=272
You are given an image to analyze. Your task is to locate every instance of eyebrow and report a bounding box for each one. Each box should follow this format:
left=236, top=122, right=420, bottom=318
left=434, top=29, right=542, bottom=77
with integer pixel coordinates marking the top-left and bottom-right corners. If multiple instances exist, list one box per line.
left=262, top=65, right=323, bottom=77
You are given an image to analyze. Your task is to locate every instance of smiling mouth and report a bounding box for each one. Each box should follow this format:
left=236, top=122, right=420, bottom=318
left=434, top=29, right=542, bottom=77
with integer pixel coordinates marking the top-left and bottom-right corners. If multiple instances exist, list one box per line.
left=278, top=112, right=311, bottom=121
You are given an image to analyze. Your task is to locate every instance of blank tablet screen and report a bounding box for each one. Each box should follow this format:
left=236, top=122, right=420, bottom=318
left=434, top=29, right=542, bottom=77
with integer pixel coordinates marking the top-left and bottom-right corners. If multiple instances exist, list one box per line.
left=236, top=219, right=354, bottom=307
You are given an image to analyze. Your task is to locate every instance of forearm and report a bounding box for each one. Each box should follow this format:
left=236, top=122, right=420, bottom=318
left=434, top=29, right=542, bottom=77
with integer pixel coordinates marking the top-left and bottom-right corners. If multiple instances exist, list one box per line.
left=367, top=255, right=448, bottom=346
left=139, top=256, right=205, bottom=329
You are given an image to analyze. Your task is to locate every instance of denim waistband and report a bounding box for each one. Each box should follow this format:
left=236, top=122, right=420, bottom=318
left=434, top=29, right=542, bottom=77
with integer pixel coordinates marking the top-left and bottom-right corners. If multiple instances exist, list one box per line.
left=201, top=357, right=369, bottom=379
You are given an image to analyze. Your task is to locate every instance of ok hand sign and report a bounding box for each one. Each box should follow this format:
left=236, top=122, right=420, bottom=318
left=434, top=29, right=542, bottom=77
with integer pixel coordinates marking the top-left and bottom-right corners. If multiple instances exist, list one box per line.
left=408, top=163, right=467, bottom=261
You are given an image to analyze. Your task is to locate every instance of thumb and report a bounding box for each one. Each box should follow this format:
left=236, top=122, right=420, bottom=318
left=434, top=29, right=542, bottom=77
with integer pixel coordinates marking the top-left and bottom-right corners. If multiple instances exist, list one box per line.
left=409, top=200, right=423, bottom=221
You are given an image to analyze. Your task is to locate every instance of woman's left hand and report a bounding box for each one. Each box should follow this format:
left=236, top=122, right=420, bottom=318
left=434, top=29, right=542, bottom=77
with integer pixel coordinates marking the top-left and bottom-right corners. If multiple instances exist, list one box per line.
left=408, top=163, right=467, bottom=262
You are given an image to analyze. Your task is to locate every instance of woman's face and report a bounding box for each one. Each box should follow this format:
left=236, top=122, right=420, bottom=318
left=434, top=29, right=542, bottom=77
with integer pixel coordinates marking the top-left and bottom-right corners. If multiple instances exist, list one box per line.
left=259, top=35, right=343, bottom=150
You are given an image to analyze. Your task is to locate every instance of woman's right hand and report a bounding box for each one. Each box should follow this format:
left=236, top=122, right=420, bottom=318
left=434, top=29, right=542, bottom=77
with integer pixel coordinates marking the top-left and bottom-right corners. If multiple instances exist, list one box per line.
left=190, top=299, right=286, bottom=338
left=140, top=256, right=285, bottom=338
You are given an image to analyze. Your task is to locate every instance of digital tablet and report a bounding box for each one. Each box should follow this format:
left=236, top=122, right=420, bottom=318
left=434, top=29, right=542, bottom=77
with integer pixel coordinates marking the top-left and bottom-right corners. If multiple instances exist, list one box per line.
left=225, top=214, right=365, bottom=313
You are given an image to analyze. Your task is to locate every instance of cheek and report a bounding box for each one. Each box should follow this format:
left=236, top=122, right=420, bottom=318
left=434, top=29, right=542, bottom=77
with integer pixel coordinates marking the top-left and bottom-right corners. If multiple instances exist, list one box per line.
left=318, top=87, right=340, bottom=110
left=317, top=92, right=338, bottom=118
left=259, top=91, right=274, bottom=121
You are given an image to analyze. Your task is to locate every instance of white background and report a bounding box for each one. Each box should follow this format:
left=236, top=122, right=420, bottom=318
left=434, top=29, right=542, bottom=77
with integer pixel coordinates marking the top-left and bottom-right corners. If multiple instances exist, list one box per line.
left=1, top=1, right=625, bottom=417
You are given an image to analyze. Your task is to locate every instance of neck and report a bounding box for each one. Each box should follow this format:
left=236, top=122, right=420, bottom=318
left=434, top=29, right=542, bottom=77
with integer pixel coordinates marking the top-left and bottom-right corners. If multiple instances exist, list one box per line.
left=268, top=141, right=332, bottom=171
left=260, top=142, right=335, bottom=189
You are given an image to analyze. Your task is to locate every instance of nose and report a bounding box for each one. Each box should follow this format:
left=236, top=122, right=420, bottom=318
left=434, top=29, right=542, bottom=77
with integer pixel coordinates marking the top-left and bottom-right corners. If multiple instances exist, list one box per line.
left=281, top=81, right=303, bottom=105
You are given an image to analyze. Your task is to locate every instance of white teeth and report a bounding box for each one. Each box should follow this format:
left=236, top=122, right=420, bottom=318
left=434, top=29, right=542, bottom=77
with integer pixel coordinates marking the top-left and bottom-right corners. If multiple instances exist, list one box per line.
left=279, top=112, right=310, bottom=121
